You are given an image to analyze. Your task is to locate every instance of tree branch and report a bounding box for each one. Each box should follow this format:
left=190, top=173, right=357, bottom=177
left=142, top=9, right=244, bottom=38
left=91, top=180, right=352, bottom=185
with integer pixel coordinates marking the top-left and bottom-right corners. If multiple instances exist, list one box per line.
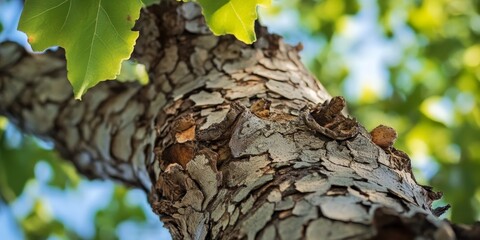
left=1, top=1, right=473, bottom=239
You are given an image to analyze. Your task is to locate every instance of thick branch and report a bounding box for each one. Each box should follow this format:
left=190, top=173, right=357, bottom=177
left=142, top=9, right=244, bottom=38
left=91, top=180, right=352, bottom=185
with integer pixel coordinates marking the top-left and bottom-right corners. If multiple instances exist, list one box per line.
left=0, top=43, right=155, bottom=189
left=0, top=1, right=327, bottom=190
left=0, top=1, right=471, bottom=239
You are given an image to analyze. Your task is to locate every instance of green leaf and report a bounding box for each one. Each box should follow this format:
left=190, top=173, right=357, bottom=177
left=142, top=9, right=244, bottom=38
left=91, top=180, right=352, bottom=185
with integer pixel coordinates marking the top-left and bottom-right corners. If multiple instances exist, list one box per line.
left=94, top=186, right=146, bottom=239
left=18, top=0, right=142, bottom=99
left=43, top=153, right=81, bottom=189
left=0, top=132, right=39, bottom=201
left=0, top=123, right=79, bottom=202
left=197, top=0, right=271, bottom=44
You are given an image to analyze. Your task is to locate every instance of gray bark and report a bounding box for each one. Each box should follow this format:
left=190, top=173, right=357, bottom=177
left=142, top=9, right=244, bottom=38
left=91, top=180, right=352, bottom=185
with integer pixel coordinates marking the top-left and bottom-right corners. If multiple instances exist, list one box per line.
left=0, top=1, right=475, bottom=239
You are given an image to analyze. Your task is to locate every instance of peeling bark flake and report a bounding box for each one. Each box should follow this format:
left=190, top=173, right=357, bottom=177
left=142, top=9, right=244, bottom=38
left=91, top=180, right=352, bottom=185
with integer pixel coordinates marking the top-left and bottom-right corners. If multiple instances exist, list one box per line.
left=211, top=202, right=226, bottom=222
left=265, top=80, right=303, bottom=100
left=292, top=200, right=315, bottom=216
left=190, top=91, right=224, bottom=106
left=233, top=174, right=273, bottom=203
left=200, top=108, right=229, bottom=130
left=275, top=196, right=295, bottom=211
left=225, top=154, right=270, bottom=187
left=306, top=218, right=372, bottom=240
left=267, top=188, right=282, bottom=203
left=294, top=173, right=331, bottom=193
left=186, top=155, right=219, bottom=209
left=319, top=196, right=370, bottom=223
left=240, top=202, right=274, bottom=240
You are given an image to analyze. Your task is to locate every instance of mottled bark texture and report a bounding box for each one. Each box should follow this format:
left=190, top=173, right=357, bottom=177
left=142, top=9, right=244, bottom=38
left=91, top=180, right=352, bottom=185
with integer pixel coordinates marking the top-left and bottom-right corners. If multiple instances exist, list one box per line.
left=0, top=1, right=477, bottom=239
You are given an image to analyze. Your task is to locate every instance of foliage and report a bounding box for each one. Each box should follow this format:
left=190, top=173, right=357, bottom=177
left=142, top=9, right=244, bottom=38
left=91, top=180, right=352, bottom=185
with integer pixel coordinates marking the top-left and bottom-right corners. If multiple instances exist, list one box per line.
left=18, top=0, right=142, bottom=99
left=93, top=187, right=147, bottom=240
left=20, top=200, right=83, bottom=240
left=197, top=0, right=271, bottom=44
left=0, top=121, right=80, bottom=202
left=18, top=0, right=269, bottom=98
left=0, top=120, right=155, bottom=239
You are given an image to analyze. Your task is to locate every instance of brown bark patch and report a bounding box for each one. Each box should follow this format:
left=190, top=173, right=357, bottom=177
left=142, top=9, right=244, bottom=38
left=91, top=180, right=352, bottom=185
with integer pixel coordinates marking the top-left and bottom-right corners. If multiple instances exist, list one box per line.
left=163, top=142, right=196, bottom=168
left=250, top=98, right=271, bottom=118
left=371, top=124, right=398, bottom=149
left=304, top=96, right=359, bottom=140
left=175, top=126, right=196, bottom=143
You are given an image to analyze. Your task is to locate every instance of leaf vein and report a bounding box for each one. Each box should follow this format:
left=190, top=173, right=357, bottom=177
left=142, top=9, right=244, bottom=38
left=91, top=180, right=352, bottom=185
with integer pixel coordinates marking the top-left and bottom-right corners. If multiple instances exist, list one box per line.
left=25, top=0, right=69, bottom=22
left=82, top=0, right=103, bottom=93
left=100, top=6, right=128, bottom=45
left=228, top=1, right=248, bottom=36
left=59, top=0, right=73, bottom=32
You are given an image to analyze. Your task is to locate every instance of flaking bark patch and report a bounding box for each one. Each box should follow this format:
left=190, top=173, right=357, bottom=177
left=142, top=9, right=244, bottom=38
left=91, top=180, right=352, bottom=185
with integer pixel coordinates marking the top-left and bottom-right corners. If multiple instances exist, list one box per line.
left=163, top=143, right=195, bottom=168
left=240, top=202, right=275, bottom=240
left=186, top=154, right=220, bottom=209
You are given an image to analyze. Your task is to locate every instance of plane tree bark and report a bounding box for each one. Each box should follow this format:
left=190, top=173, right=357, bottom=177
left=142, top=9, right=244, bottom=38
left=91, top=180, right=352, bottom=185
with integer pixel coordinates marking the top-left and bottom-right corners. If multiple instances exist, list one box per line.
left=0, top=1, right=477, bottom=239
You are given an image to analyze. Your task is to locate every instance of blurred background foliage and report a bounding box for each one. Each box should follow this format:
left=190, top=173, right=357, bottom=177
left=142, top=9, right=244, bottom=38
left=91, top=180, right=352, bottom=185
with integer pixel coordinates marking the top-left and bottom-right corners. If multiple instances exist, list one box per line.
left=0, top=119, right=166, bottom=239
left=1, top=0, right=480, bottom=238
left=261, top=0, right=480, bottom=223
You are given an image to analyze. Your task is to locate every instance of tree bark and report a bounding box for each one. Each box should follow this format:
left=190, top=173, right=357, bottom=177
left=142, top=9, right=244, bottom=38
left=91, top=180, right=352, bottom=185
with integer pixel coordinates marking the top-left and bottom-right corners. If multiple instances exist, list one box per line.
left=0, top=1, right=476, bottom=239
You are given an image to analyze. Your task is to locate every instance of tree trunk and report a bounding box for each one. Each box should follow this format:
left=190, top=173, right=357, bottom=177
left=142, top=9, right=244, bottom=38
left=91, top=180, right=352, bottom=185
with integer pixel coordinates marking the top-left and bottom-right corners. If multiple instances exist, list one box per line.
left=0, top=1, right=477, bottom=239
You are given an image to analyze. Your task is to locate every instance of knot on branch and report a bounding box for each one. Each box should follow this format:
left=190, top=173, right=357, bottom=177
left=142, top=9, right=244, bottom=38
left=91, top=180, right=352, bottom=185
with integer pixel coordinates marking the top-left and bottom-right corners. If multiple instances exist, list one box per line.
left=303, top=96, right=359, bottom=140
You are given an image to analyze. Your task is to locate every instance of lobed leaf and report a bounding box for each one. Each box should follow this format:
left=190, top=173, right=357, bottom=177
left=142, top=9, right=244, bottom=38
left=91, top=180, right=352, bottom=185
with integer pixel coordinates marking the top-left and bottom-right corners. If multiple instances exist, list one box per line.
left=19, top=0, right=142, bottom=99
left=197, top=0, right=271, bottom=44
